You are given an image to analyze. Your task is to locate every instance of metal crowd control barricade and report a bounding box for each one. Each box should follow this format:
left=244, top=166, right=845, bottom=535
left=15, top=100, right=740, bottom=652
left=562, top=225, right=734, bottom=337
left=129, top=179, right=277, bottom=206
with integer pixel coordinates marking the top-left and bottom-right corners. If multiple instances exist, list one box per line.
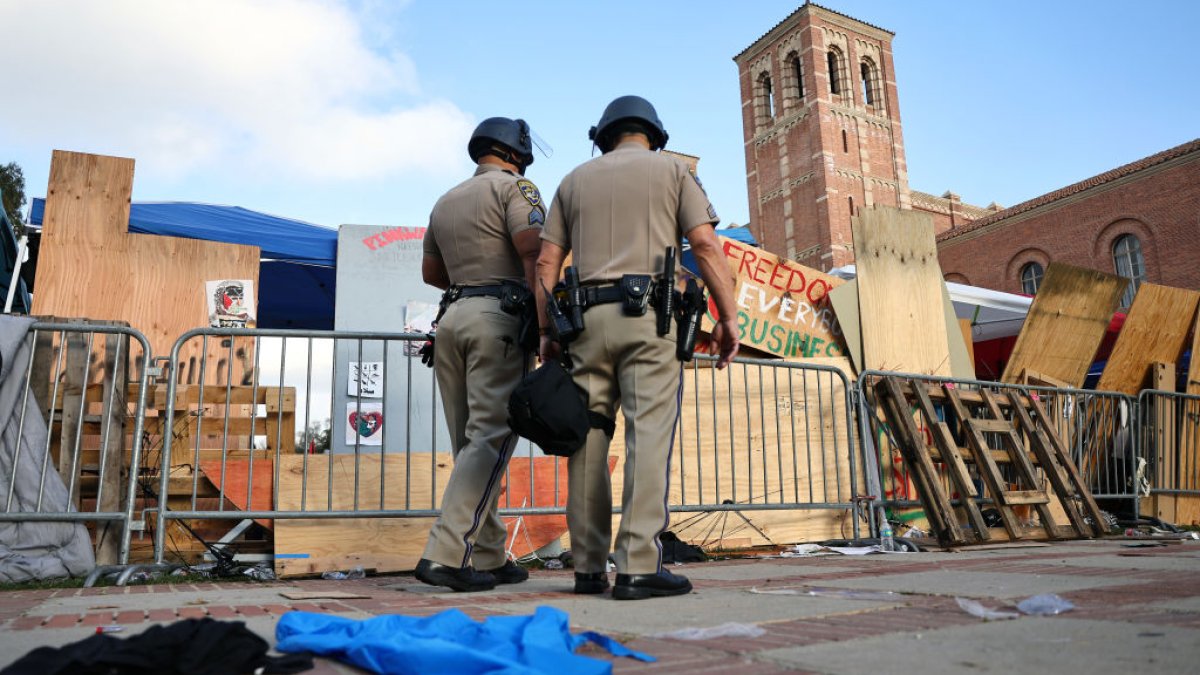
left=1139, top=389, right=1200, bottom=522
left=1, top=321, right=152, bottom=580
left=654, top=354, right=863, bottom=544
left=856, top=369, right=1138, bottom=539
left=150, top=327, right=867, bottom=575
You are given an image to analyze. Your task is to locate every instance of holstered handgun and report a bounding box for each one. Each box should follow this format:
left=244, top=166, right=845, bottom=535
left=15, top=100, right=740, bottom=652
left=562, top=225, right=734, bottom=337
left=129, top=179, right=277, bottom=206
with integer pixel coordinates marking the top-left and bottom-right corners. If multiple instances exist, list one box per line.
left=656, top=246, right=676, bottom=336
left=543, top=281, right=578, bottom=345
left=564, top=266, right=585, bottom=336
left=674, top=278, right=705, bottom=362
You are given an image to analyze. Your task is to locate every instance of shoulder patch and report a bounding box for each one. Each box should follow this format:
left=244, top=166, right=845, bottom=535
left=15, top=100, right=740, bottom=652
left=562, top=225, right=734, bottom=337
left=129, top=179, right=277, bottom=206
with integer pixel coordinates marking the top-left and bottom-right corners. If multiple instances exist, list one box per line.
left=516, top=179, right=542, bottom=208
left=692, top=173, right=708, bottom=195
left=707, top=204, right=719, bottom=221
left=529, top=208, right=545, bottom=226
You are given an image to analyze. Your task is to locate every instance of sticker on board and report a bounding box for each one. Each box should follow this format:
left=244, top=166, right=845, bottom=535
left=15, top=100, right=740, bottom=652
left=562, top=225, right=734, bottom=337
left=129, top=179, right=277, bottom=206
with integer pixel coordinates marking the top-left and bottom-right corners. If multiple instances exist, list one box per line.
left=345, top=401, right=384, bottom=446
left=348, top=361, right=383, bottom=398
left=206, top=279, right=256, bottom=328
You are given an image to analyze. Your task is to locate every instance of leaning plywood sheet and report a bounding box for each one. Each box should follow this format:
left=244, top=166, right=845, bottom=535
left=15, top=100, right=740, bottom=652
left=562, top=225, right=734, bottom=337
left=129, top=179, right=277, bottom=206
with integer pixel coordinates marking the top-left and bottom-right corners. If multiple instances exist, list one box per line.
left=598, top=357, right=860, bottom=548
left=30, top=150, right=261, bottom=363
left=272, top=454, right=580, bottom=577
left=1001, top=263, right=1127, bottom=388
left=1095, top=283, right=1200, bottom=394
left=852, top=207, right=950, bottom=375
left=830, top=279, right=971, bottom=379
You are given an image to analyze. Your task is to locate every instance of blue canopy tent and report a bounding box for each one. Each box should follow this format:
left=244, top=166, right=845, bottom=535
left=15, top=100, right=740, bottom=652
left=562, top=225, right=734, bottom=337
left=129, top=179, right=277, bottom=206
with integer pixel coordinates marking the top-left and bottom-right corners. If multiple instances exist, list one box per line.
left=30, top=198, right=338, bottom=329
left=681, top=225, right=756, bottom=274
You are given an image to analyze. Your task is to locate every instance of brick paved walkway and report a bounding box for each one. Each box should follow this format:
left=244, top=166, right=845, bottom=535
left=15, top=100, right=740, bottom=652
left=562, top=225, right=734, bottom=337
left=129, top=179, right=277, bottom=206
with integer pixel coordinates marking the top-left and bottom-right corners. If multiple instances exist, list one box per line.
left=1, top=539, right=1197, bottom=674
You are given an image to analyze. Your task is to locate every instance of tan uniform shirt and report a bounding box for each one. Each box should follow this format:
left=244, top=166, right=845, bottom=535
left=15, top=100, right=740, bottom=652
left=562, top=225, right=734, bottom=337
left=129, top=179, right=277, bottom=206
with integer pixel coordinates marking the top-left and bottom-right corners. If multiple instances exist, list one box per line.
left=541, top=142, right=718, bottom=283
left=423, top=164, right=546, bottom=286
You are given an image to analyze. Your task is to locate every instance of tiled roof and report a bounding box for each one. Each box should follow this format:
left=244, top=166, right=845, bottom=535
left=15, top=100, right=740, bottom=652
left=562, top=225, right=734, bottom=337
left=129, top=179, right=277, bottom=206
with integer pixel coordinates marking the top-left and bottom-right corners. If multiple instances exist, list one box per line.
left=937, top=138, right=1200, bottom=242
left=733, top=1, right=893, bottom=62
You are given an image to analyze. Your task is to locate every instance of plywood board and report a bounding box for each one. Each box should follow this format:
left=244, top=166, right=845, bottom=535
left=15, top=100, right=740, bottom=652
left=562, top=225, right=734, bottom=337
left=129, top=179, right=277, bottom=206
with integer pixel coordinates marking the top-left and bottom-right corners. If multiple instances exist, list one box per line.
left=31, top=150, right=261, bottom=362
left=831, top=279, right=970, bottom=379
left=852, top=207, right=950, bottom=375
left=1096, top=283, right=1200, bottom=394
left=701, top=236, right=847, bottom=359
left=602, top=357, right=860, bottom=547
left=272, top=454, right=583, bottom=577
left=1001, top=263, right=1127, bottom=388
left=827, top=281, right=862, bottom=372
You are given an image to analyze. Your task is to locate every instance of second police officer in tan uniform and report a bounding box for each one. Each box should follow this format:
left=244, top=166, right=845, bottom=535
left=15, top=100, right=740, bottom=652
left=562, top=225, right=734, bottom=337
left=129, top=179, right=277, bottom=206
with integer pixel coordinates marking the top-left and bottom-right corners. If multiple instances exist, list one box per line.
left=416, top=117, right=545, bottom=592
left=536, top=96, right=739, bottom=600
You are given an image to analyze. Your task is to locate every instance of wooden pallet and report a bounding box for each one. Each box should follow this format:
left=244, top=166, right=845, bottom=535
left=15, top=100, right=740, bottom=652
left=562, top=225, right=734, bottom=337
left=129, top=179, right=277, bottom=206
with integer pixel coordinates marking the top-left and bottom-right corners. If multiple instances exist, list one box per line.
left=874, top=376, right=1106, bottom=547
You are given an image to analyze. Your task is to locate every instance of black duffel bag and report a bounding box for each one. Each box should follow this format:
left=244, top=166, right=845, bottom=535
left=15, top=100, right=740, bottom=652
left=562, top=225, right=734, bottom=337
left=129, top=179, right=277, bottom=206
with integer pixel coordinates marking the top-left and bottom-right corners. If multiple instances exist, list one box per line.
left=507, top=359, right=613, bottom=457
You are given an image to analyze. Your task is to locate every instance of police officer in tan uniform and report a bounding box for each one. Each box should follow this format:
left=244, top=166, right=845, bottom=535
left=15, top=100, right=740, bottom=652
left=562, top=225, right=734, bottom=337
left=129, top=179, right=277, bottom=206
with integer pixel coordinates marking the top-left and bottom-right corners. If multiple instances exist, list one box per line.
left=416, top=117, right=545, bottom=592
left=536, top=96, right=739, bottom=600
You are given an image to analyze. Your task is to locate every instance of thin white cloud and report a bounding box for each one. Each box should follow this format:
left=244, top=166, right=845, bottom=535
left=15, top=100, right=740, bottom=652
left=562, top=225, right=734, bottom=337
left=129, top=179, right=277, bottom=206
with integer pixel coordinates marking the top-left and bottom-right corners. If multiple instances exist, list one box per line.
left=0, top=0, right=471, bottom=181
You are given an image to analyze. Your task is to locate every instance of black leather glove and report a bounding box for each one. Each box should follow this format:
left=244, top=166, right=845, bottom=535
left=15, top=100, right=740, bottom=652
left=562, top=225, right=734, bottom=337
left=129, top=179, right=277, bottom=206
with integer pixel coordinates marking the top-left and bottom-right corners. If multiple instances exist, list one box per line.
left=418, top=336, right=435, bottom=368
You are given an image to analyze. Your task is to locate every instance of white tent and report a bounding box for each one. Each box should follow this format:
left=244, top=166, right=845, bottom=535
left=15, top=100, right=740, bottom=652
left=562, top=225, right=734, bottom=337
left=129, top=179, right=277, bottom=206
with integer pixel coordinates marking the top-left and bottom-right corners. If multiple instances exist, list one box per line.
left=828, top=265, right=1032, bottom=342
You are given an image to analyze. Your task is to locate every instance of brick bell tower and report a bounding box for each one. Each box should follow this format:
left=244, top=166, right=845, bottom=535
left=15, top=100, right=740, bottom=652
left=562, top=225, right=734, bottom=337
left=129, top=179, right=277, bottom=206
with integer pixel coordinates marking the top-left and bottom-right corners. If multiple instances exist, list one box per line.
left=733, top=1, right=911, bottom=270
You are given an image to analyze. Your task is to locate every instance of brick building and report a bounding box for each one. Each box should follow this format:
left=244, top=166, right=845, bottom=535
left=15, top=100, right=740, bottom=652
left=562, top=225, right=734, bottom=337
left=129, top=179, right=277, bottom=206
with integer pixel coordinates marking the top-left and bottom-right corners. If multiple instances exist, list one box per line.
left=938, top=141, right=1200, bottom=305
left=735, top=2, right=1199, bottom=302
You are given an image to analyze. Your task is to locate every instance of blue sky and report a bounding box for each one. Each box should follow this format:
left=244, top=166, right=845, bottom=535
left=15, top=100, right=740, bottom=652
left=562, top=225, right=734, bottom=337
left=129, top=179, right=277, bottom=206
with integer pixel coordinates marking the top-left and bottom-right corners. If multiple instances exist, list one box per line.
left=3, top=0, right=1197, bottom=233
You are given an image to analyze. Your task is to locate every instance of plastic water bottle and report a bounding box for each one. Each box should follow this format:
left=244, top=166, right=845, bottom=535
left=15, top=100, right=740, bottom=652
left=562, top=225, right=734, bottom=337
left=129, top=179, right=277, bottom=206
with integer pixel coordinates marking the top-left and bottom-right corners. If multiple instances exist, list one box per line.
left=879, top=519, right=895, bottom=552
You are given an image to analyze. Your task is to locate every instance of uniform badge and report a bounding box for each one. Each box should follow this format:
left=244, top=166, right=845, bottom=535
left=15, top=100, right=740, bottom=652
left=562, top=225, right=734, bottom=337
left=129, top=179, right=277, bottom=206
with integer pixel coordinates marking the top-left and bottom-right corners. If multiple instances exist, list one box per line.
left=692, top=174, right=709, bottom=195
left=529, top=208, right=545, bottom=226
left=516, top=179, right=542, bottom=208
left=707, top=204, right=719, bottom=220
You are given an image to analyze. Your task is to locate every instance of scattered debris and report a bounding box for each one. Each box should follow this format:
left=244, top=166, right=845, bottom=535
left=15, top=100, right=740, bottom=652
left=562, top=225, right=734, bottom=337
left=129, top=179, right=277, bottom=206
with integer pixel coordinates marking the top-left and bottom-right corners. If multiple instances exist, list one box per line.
left=750, top=586, right=901, bottom=601
left=1016, top=593, right=1075, bottom=616
left=652, top=623, right=767, bottom=641
left=955, top=597, right=1019, bottom=621
left=280, top=591, right=371, bottom=600
left=321, top=566, right=366, bottom=581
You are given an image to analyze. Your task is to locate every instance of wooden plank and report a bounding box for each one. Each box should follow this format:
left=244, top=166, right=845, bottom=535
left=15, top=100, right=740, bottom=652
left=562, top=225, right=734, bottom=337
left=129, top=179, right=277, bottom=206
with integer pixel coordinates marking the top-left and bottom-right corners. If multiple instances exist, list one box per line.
left=1005, top=390, right=1097, bottom=537
left=1149, top=363, right=1178, bottom=525
left=197, top=459, right=274, bottom=529
left=153, top=385, right=296, bottom=409
left=56, top=332, right=89, bottom=507
left=94, top=333, right=129, bottom=565
left=852, top=207, right=951, bottom=376
left=1001, top=490, right=1051, bottom=506
left=700, top=236, right=847, bottom=359
left=273, top=454, right=585, bottom=577
left=977, top=389, right=1060, bottom=539
left=907, top=382, right=989, bottom=541
left=1001, top=263, right=1127, bottom=388
left=877, top=378, right=962, bottom=545
left=1024, top=392, right=1109, bottom=531
left=941, top=386, right=1024, bottom=539
left=30, top=150, right=262, bottom=361
left=1096, top=283, right=1200, bottom=394
left=959, top=318, right=975, bottom=371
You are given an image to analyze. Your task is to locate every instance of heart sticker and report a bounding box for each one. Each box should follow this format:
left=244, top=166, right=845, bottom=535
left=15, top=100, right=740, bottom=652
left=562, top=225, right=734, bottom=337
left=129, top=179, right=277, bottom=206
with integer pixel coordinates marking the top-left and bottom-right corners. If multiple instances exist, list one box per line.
left=348, top=411, right=384, bottom=438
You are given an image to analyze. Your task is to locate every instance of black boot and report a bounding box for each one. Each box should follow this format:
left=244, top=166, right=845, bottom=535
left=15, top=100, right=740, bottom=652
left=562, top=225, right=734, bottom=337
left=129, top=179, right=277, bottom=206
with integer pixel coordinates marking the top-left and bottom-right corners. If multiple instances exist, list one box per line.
left=612, top=570, right=692, bottom=600
left=414, top=559, right=496, bottom=592
left=573, top=572, right=610, bottom=594
left=482, top=560, right=529, bottom=585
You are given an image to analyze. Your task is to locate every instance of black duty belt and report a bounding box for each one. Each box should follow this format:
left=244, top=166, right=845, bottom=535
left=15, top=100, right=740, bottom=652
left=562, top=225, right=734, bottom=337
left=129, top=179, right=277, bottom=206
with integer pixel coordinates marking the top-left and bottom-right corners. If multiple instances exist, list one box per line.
left=580, top=280, right=656, bottom=308
left=453, top=284, right=508, bottom=301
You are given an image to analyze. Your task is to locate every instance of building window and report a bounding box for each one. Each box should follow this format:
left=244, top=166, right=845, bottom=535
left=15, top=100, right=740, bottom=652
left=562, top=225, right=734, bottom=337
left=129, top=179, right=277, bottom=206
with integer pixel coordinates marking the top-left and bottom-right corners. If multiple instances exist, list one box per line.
left=828, top=48, right=844, bottom=95
left=789, top=52, right=805, bottom=102
left=860, top=58, right=879, bottom=107
left=755, top=71, right=776, bottom=128
left=842, top=129, right=848, bottom=153
left=848, top=196, right=855, bottom=226
left=1020, top=262, right=1044, bottom=295
left=1112, top=234, right=1146, bottom=307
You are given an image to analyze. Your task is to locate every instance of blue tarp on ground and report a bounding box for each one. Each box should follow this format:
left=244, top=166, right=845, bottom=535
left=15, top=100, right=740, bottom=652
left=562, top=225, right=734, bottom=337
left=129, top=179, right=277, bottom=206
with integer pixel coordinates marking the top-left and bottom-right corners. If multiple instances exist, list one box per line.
left=30, top=198, right=338, bottom=329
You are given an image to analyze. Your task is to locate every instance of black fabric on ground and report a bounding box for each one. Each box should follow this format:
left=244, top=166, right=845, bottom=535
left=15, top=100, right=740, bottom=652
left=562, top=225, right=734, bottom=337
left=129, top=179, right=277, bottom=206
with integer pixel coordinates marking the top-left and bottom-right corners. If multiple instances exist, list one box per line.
left=660, top=531, right=706, bottom=564
left=0, top=617, right=313, bottom=675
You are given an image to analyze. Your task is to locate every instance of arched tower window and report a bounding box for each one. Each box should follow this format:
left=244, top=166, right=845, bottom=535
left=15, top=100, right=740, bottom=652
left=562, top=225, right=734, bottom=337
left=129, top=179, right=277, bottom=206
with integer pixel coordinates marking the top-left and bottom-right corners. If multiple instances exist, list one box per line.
left=1020, top=262, right=1044, bottom=295
left=786, top=51, right=805, bottom=103
left=755, top=71, right=776, bottom=128
left=1112, top=234, right=1146, bottom=307
left=860, top=58, right=879, bottom=107
left=827, top=48, right=844, bottom=95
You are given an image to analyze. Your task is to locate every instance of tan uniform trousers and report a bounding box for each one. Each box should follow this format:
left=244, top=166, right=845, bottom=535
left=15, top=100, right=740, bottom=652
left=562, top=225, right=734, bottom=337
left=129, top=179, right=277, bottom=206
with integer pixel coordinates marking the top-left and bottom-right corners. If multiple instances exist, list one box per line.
left=567, top=303, right=683, bottom=575
left=423, top=296, right=528, bottom=570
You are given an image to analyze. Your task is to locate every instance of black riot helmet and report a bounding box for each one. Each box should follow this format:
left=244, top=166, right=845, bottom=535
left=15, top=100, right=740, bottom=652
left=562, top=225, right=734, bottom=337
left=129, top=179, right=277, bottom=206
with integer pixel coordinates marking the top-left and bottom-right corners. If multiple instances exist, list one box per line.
left=588, top=95, right=669, bottom=153
left=468, top=117, right=535, bottom=171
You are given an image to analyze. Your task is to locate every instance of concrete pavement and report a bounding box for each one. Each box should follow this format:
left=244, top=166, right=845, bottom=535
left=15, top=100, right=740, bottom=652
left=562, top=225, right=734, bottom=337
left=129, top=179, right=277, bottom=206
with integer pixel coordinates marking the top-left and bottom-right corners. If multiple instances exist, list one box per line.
left=1, top=538, right=1198, bottom=674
